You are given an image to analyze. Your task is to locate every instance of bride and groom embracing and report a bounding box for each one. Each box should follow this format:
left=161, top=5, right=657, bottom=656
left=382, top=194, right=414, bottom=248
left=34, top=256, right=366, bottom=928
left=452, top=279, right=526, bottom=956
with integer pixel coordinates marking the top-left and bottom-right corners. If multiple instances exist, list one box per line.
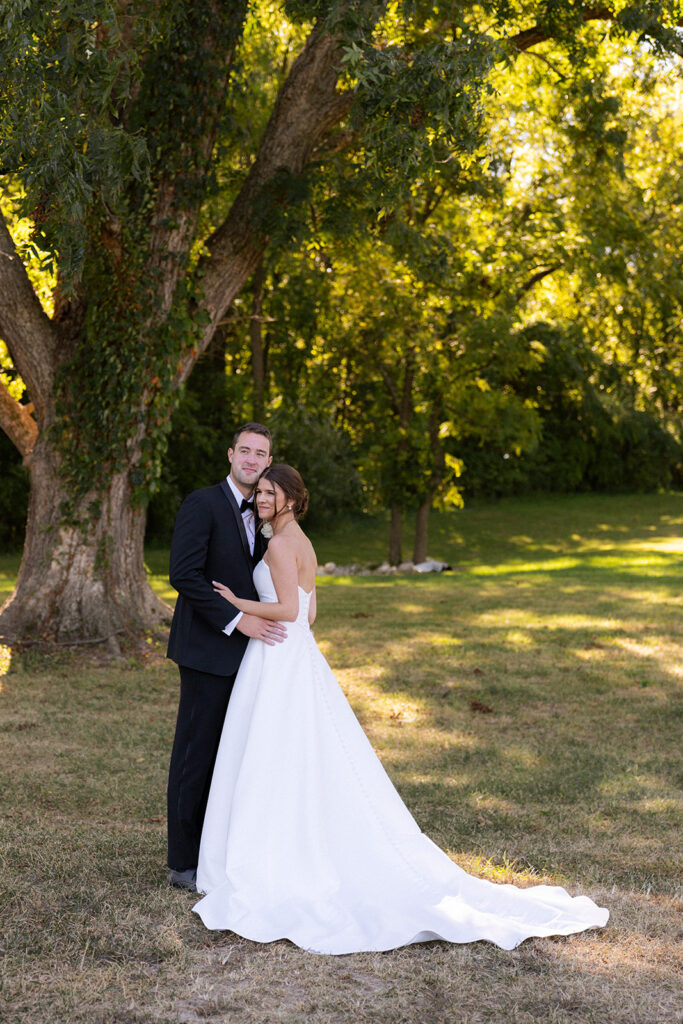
left=166, top=422, right=608, bottom=955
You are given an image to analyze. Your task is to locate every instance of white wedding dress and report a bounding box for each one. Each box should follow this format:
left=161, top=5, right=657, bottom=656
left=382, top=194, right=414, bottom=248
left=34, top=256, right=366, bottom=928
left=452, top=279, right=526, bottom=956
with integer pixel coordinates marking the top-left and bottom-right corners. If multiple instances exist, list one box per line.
left=194, top=560, right=608, bottom=954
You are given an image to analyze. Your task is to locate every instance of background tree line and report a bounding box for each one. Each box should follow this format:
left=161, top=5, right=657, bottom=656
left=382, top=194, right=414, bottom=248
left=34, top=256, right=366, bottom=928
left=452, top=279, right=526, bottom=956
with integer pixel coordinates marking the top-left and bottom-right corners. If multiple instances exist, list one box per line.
left=66, top=14, right=683, bottom=551
left=1, top=2, right=681, bottom=641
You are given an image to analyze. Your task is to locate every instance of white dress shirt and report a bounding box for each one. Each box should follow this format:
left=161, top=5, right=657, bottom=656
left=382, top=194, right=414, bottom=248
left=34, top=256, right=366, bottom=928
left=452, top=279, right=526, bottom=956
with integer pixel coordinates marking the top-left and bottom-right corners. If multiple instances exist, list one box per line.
left=222, top=475, right=254, bottom=636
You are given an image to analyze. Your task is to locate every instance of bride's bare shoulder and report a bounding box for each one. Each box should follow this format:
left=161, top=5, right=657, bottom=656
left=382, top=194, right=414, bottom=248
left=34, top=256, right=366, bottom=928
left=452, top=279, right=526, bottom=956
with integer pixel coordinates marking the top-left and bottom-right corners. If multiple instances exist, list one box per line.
left=265, top=533, right=297, bottom=562
left=297, top=530, right=317, bottom=573
left=269, top=525, right=316, bottom=568
left=302, top=531, right=317, bottom=562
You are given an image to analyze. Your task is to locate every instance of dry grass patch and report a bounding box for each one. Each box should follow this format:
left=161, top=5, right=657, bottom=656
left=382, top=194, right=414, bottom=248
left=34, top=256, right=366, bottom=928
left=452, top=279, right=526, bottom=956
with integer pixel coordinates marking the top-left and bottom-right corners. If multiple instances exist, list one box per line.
left=1, top=494, right=681, bottom=1022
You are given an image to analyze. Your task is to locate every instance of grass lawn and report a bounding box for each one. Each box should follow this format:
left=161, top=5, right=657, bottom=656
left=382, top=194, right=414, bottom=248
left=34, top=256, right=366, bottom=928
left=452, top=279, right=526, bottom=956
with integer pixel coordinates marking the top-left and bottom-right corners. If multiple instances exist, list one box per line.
left=0, top=493, right=681, bottom=1023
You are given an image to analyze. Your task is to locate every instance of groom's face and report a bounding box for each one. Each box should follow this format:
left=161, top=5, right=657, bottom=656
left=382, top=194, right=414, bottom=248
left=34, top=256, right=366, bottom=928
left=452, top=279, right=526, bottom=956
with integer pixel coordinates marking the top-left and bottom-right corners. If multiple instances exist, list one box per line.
left=228, top=431, right=272, bottom=494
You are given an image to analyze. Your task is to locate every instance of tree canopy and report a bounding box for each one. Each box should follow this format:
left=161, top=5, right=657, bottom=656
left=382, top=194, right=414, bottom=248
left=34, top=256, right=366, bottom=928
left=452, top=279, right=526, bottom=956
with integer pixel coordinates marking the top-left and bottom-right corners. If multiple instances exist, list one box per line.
left=0, top=1, right=681, bottom=642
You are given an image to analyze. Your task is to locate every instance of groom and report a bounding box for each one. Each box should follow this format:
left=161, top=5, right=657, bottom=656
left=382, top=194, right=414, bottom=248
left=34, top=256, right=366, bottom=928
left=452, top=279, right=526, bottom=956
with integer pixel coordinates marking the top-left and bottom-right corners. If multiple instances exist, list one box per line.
left=166, top=422, right=286, bottom=891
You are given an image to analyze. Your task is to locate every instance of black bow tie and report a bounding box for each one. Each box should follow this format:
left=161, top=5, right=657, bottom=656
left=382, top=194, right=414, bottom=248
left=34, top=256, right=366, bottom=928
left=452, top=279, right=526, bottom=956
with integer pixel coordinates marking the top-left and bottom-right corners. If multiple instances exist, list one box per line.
left=240, top=498, right=254, bottom=513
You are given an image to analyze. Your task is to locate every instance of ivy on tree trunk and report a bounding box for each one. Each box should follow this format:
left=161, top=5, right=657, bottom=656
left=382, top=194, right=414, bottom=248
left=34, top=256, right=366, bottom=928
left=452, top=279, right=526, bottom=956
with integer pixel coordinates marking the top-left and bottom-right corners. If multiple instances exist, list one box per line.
left=0, top=7, right=355, bottom=643
left=0, top=1, right=679, bottom=644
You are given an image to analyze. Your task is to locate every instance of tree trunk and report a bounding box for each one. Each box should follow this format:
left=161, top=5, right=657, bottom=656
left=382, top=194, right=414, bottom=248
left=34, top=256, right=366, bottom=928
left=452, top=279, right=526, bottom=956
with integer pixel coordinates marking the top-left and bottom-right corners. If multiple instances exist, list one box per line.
left=412, top=499, right=431, bottom=564
left=388, top=504, right=402, bottom=565
left=0, top=438, right=171, bottom=646
left=0, top=22, right=357, bottom=646
left=250, top=260, right=265, bottom=421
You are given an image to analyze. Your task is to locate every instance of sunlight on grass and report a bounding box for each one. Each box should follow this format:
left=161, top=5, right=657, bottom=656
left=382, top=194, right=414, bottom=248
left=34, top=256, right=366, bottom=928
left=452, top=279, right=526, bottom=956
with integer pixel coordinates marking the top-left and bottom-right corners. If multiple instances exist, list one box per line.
left=0, top=578, right=13, bottom=600
left=620, top=538, right=683, bottom=553
left=635, top=797, right=680, bottom=814
left=0, top=494, right=681, bottom=1024
left=397, top=602, right=428, bottom=614
left=413, top=633, right=464, bottom=647
left=469, top=795, right=520, bottom=816
left=471, top=557, right=583, bottom=574
left=584, top=553, right=682, bottom=573
left=574, top=647, right=610, bottom=662
left=336, top=668, right=425, bottom=726
left=600, top=587, right=679, bottom=605
left=476, top=609, right=622, bottom=630
left=146, top=570, right=176, bottom=603
left=153, top=582, right=177, bottom=602
left=471, top=553, right=682, bottom=576
left=448, top=852, right=548, bottom=886
left=504, top=629, right=536, bottom=646
left=612, top=637, right=683, bottom=676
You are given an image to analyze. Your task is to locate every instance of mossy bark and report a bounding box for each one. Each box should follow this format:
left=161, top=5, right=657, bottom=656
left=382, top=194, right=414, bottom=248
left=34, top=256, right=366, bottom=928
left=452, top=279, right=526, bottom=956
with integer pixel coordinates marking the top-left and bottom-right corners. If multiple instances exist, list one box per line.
left=0, top=25, right=352, bottom=644
left=0, top=437, right=170, bottom=646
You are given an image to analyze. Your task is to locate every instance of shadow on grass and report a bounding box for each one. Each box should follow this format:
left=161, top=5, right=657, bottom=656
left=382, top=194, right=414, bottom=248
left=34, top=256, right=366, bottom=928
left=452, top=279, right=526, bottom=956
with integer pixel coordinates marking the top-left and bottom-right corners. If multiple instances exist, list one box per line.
left=315, top=560, right=681, bottom=894
left=1, top=494, right=681, bottom=1024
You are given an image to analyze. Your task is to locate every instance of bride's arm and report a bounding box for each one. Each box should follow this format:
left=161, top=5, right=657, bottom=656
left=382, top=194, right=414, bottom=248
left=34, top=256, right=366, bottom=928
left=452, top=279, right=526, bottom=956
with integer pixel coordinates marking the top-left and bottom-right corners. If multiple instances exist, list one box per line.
left=213, top=536, right=299, bottom=621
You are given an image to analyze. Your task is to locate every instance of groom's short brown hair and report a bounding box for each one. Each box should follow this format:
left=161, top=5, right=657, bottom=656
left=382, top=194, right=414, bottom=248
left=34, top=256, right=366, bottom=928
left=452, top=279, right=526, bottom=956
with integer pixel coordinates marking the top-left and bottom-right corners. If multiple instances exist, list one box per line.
left=232, top=422, right=272, bottom=453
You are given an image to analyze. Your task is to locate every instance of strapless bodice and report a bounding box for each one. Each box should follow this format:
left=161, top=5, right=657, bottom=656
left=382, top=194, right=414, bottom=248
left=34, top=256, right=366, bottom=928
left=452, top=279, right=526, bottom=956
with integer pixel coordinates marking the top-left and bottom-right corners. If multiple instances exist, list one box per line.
left=253, top=559, right=311, bottom=629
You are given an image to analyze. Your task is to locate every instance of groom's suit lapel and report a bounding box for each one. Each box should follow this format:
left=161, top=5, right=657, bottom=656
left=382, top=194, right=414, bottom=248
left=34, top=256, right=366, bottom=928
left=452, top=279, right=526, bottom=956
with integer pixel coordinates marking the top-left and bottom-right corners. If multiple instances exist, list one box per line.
left=219, top=479, right=251, bottom=564
left=254, top=528, right=268, bottom=566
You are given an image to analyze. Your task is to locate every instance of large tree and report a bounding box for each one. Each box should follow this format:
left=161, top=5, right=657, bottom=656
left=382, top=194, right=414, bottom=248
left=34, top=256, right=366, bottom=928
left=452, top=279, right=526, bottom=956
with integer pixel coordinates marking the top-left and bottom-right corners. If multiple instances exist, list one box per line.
left=0, top=1, right=680, bottom=645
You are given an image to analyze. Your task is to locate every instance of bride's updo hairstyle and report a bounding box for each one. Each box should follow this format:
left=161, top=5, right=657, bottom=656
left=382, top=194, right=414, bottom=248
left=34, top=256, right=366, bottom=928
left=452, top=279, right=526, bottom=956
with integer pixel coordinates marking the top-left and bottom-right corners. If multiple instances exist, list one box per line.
left=259, top=464, right=309, bottom=520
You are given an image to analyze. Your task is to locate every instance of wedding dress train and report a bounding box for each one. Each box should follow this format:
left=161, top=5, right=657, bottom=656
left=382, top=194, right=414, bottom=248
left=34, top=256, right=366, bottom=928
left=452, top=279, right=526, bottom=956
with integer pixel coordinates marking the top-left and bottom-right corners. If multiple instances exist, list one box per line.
left=194, top=560, right=608, bottom=954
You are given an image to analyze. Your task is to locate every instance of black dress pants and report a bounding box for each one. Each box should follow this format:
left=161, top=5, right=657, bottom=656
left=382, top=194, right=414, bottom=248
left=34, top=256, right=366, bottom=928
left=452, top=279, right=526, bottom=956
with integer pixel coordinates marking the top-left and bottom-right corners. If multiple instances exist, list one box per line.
left=167, top=665, right=235, bottom=871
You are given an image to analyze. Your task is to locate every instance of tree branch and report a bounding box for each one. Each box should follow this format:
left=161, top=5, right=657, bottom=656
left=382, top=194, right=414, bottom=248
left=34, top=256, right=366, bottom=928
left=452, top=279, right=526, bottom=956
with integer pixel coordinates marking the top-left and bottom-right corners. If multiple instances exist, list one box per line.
left=185, top=28, right=354, bottom=386
left=311, top=128, right=357, bottom=159
left=0, top=381, right=38, bottom=457
left=515, top=264, right=560, bottom=302
left=509, top=6, right=683, bottom=55
left=418, top=184, right=446, bottom=226
left=399, top=348, right=415, bottom=429
left=509, top=7, right=614, bottom=52
left=377, top=360, right=401, bottom=415
left=0, top=209, right=57, bottom=428
left=142, top=9, right=248, bottom=321
left=525, top=48, right=569, bottom=80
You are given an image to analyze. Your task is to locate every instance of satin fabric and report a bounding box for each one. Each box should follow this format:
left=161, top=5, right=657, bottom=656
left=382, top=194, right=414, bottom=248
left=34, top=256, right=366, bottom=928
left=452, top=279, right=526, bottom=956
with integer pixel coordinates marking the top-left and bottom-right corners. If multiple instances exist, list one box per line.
left=194, top=561, right=608, bottom=954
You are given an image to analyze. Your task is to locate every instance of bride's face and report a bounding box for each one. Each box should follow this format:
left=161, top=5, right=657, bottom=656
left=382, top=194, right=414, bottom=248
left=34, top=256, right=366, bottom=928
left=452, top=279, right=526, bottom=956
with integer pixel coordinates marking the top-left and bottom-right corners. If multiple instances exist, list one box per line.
left=255, top=478, right=287, bottom=521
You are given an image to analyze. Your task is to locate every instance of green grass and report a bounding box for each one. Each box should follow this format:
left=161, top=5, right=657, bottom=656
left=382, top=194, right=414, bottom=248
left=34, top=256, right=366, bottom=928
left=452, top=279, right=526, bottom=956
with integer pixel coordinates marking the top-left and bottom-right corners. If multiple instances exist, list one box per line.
left=0, top=493, right=681, bottom=1023
left=0, top=552, right=20, bottom=607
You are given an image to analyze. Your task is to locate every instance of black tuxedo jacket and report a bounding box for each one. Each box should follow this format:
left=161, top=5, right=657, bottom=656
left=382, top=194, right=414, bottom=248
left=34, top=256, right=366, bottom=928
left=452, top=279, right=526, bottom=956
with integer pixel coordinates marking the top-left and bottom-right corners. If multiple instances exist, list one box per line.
left=166, top=480, right=266, bottom=676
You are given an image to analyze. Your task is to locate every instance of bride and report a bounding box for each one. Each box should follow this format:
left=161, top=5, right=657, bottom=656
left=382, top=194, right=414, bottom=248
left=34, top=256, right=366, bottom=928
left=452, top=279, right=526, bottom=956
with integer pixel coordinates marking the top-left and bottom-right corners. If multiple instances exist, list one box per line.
left=194, top=464, right=608, bottom=955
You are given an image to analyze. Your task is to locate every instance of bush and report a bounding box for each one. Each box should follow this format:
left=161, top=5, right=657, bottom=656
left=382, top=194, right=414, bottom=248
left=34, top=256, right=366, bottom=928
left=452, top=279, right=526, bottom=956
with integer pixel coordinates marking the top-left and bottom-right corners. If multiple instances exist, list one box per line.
left=457, top=323, right=683, bottom=499
left=587, top=410, right=682, bottom=492
left=268, top=408, right=364, bottom=528
left=146, top=337, right=238, bottom=544
left=145, top=358, right=365, bottom=541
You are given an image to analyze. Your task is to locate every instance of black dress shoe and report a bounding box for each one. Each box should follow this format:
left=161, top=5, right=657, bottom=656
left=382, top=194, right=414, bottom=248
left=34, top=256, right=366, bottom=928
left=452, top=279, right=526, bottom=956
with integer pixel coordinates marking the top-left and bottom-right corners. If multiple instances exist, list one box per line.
left=168, top=868, right=197, bottom=891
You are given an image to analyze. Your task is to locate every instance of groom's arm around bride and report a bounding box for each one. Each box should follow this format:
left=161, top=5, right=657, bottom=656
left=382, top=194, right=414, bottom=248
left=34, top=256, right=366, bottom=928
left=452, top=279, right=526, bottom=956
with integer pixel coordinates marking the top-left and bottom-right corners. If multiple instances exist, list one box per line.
left=165, top=423, right=284, bottom=889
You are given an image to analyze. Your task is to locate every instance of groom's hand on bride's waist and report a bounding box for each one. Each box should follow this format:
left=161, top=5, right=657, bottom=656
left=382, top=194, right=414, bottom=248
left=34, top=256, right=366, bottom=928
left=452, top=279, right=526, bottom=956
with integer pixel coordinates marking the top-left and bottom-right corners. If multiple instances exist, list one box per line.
left=236, top=614, right=287, bottom=645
